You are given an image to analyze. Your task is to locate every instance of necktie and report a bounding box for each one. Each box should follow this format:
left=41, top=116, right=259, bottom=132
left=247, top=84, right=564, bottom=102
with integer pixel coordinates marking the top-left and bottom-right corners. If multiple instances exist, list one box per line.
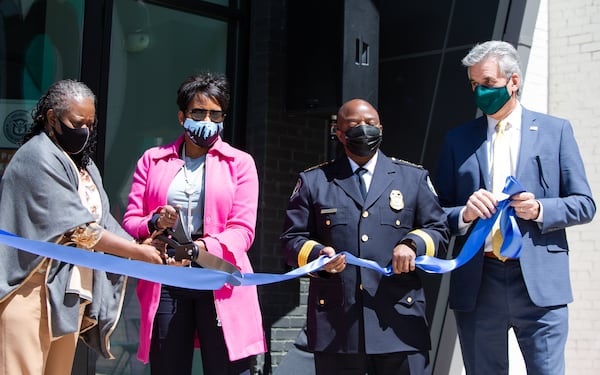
left=355, top=167, right=367, bottom=200
left=491, top=121, right=510, bottom=261
left=492, top=121, right=511, bottom=196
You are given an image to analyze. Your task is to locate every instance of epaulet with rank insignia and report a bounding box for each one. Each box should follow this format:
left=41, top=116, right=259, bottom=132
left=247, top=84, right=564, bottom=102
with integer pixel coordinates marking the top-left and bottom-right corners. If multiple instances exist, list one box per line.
left=390, top=157, right=424, bottom=169
left=303, top=160, right=331, bottom=172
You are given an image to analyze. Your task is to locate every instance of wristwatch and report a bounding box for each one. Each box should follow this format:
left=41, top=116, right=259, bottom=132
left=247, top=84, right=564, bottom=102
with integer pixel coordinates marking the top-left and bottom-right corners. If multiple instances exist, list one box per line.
left=147, top=213, right=161, bottom=233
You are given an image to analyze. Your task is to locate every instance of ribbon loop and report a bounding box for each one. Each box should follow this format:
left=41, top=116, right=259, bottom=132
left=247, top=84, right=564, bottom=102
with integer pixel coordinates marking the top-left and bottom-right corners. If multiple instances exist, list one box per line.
left=413, top=175, right=525, bottom=273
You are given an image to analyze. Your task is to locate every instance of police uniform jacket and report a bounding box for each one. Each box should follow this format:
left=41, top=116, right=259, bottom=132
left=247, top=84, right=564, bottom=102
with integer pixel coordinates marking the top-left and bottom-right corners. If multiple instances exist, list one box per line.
left=281, top=151, right=449, bottom=354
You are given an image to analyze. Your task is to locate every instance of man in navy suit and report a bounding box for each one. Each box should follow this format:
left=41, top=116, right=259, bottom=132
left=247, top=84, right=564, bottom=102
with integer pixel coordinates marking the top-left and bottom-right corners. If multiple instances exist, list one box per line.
left=434, top=41, right=596, bottom=374
left=281, top=99, right=449, bottom=375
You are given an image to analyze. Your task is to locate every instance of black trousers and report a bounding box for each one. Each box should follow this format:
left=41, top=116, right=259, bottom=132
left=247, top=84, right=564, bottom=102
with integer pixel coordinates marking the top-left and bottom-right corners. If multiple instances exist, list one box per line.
left=149, top=286, right=251, bottom=375
left=314, top=351, right=429, bottom=375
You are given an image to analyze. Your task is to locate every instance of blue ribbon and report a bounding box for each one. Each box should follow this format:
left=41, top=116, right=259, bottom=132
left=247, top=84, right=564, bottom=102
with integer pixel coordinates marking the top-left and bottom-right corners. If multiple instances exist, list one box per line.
left=408, top=176, right=526, bottom=273
left=0, top=230, right=393, bottom=288
left=0, top=177, right=526, bottom=289
left=0, top=230, right=242, bottom=289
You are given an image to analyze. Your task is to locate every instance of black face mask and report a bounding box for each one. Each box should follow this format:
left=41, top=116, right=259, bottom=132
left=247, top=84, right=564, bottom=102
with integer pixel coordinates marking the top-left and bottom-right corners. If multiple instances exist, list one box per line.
left=55, top=119, right=90, bottom=155
left=344, top=124, right=382, bottom=157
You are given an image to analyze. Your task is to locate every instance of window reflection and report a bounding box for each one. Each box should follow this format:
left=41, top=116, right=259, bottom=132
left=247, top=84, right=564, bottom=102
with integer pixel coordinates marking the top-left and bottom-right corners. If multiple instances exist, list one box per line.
left=0, top=0, right=83, bottom=100
left=0, top=0, right=83, bottom=174
left=103, top=1, right=227, bottom=219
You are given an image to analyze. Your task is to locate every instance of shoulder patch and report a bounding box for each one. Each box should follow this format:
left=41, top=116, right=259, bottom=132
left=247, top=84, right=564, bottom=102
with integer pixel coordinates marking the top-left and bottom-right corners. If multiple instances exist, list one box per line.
left=426, top=176, right=438, bottom=196
left=390, top=157, right=423, bottom=169
left=303, top=160, right=331, bottom=173
left=290, top=178, right=302, bottom=200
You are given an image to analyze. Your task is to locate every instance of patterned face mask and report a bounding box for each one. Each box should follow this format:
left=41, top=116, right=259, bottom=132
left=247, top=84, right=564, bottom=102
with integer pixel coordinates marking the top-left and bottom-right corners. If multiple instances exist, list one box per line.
left=183, top=119, right=223, bottom=148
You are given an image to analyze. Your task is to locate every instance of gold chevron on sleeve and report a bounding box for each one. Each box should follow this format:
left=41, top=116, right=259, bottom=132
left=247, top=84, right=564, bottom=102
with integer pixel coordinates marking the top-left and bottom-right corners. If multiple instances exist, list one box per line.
left=298, top=240, right=319, bottom=267
left=411, top=229, right=435, bottom=256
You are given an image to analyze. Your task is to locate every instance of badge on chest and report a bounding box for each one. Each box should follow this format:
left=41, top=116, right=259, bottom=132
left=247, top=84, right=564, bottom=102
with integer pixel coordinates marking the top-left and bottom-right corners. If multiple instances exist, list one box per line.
left=389, top=190, right=404, bottom=211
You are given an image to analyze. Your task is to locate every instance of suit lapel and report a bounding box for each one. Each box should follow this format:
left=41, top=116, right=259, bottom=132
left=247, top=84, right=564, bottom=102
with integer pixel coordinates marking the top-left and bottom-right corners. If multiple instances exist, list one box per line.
left=364, top=151, right=394, bottom=208
left=516, top=108, right=540, bottom=178
left=332, top=158, right=364, bottom=206
left=473, top=117, right=491, bottom=190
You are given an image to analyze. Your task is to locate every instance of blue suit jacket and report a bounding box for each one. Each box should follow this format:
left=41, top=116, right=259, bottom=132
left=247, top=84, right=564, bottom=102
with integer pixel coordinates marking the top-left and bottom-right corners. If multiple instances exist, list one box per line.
left=435, top=107, right=595, bottom=311
left=281, top=151, right=449, bottom=354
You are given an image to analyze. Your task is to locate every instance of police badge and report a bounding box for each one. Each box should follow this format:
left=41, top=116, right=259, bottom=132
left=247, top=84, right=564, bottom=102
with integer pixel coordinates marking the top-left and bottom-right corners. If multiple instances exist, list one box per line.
left=389, top=190, right=404, bottom=210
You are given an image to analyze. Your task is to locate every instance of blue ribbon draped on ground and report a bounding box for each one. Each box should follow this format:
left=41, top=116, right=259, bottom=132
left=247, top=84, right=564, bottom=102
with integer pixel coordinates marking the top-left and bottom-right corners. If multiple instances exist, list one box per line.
left=0, top=177, right=525, bottom=289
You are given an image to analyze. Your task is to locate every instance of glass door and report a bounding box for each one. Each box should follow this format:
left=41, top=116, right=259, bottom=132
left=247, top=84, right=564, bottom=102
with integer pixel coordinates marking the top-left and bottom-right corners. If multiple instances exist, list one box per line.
left=103, top=1, right=228, bottom=216
left=0, top=0, right=84, bottom=175
left=96, top=1, right=237, bottom=374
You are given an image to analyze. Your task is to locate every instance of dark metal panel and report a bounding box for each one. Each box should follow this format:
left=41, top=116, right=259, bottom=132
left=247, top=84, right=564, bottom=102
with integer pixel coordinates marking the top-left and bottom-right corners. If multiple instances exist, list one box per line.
left=80, top=0, right=114, bottom=176
left=285, top=0, right=380, bottom=115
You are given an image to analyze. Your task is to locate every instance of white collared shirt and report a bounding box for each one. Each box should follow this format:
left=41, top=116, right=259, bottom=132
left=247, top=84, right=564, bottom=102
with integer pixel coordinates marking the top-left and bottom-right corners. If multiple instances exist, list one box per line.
left=457, top=103, right=543, bottom=236
left=486, top=104, right=522, bottom=199
left=348, top=152, right=378, bottom=193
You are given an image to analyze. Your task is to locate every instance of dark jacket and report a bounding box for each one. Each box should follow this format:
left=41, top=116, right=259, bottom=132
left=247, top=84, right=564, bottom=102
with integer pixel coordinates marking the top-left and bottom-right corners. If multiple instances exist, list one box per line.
left=281, top=151, right=449, bottom=354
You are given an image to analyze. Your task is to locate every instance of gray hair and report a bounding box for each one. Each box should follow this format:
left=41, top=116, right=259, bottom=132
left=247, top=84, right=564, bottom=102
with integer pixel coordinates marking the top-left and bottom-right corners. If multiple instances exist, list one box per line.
left=36, top=79, right=96, bottom=120
left=23, top=79, right=96, bottom=144
left=462, top=41, right=522, bottom=81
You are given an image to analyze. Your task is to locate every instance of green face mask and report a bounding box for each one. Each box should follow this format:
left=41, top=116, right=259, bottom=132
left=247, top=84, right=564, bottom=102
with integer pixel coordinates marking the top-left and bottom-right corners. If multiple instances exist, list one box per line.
left=474, top=85, right=511, bottom=115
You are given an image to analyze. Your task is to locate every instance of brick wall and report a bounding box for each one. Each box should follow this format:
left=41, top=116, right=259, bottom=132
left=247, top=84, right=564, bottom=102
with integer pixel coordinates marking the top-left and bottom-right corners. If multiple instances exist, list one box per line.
left=246, top=1, right=328, bottom=372
left=548, top=1, right=600, bottom=373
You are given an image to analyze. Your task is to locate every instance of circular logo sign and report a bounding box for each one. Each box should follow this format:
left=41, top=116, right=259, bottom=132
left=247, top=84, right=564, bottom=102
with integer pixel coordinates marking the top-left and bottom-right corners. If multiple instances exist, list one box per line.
left=3, top=109, right=32, bottom=145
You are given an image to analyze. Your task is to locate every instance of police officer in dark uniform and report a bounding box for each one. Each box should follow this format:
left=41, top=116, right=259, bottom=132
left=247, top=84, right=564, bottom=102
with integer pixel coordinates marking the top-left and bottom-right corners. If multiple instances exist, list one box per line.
left=281, top=99, right=449, bottom=375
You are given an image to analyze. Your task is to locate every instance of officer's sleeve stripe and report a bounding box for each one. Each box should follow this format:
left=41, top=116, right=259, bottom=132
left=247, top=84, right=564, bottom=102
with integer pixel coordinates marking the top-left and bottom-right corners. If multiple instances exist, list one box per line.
left=411, top=229, right=435, bottom=256
left=298, top=240, right=319, bottom=267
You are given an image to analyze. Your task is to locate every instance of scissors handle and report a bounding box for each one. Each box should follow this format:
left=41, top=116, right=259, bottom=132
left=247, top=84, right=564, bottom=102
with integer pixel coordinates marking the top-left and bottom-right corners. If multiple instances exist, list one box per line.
left=155, top=225, right=241, bottom=277
left=155, top=229, right=199, bottom=261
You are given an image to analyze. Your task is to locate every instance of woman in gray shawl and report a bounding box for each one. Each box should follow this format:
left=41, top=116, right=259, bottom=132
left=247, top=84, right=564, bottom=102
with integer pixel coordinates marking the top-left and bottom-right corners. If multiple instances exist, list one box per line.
left=0, top=79, right=163, bottom=375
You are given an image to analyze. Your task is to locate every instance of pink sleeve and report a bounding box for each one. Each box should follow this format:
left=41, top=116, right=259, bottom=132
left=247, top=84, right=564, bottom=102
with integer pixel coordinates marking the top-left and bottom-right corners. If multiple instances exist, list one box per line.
left=122, top=152, right=159, bottom=240
left=203, top=152, right=258, bottom=270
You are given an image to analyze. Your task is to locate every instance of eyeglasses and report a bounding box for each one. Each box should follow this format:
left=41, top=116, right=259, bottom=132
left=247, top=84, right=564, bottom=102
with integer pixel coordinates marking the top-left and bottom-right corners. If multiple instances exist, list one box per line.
left=187, top=108, right=225, bottom=122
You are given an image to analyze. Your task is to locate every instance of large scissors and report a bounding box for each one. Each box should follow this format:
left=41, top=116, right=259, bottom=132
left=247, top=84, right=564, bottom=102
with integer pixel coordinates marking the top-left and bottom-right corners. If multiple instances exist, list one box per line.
left=155, top=208, right=241, bottom=277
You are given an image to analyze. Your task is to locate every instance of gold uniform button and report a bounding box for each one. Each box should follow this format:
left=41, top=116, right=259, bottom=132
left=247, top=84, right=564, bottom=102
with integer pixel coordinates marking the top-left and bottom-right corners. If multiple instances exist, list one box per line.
left=359, top=284, right=363, bottom=291
left=362, top=211, right=369, bottom=218
left=395, top=219, right=401, bottom=226
left=319, top=299, right=325, bottom=306
left=407, top=296, right=413, bottom=303
left=361, top=234, right=369, bottom=242
left=325, top=219, right=331, bottom=226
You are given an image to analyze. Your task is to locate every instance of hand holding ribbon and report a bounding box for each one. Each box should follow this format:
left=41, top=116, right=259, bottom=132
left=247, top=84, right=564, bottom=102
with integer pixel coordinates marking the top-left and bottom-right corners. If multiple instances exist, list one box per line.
left=410, top=176, right=526, bottom=273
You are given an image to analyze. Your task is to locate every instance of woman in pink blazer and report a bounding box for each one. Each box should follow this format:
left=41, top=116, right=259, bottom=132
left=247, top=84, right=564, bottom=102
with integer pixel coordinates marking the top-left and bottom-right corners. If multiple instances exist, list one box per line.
left=123, top=73, right=266, bottom=375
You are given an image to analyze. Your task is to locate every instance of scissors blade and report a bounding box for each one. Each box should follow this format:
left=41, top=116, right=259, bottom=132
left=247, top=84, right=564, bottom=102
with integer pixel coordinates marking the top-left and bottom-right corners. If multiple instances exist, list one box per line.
left=159, top=234, right=241, bottom=276
left=171, top=207, right=241, bottom=277
left=194, top=250, right=242, bottom=277
left=171, top=207, right=192, bottom=243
